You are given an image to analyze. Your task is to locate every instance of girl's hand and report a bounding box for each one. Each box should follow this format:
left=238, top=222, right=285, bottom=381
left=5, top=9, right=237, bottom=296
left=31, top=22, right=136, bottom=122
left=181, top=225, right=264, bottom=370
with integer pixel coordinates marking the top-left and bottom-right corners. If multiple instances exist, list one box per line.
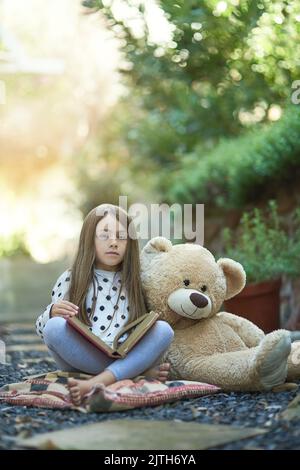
left=50, top=300, right=79, bottom=319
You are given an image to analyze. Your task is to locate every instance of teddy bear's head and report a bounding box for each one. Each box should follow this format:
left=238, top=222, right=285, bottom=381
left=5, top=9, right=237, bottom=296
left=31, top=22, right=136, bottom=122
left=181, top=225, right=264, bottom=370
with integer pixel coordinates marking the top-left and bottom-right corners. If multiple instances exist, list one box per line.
left=140, top=237, right=246, bottom=326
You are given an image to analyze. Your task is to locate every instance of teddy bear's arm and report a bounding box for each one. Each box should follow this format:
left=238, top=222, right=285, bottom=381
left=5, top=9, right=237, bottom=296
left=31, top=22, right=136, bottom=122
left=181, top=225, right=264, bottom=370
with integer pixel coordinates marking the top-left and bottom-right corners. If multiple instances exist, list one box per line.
left=217, top=311, right=265, bottom=347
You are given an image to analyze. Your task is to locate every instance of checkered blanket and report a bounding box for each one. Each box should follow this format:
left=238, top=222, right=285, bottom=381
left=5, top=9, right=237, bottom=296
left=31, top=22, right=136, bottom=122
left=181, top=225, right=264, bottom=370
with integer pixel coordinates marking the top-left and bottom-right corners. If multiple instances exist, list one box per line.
left=0, top=370, right=220, bottom=412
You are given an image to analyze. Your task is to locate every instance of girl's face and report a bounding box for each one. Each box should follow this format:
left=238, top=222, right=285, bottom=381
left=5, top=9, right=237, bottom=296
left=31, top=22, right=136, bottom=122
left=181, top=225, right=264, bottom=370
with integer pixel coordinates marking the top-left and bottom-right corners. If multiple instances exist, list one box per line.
left=94, top=213, right=128, bottom=271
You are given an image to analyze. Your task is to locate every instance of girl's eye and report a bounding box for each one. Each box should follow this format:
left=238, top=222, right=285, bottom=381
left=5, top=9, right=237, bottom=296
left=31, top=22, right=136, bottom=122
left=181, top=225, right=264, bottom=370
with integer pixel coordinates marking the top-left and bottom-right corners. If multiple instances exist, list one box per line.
left=96, top=233, right=127, bottom=241
left=201, top=285, right=207, bottom=292
left=97, top=233, right=109, bottom=240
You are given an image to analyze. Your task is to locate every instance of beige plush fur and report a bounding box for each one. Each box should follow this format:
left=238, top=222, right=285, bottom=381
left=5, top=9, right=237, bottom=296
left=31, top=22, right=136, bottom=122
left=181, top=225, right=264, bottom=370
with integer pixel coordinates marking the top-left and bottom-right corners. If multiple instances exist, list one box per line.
left=140, top=237, right=300, bottom=392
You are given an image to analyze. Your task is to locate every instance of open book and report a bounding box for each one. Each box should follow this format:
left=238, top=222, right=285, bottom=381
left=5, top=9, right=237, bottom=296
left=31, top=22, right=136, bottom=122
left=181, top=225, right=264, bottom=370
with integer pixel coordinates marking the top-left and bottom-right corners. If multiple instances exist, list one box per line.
left=66, top=311, right=160, bottom=358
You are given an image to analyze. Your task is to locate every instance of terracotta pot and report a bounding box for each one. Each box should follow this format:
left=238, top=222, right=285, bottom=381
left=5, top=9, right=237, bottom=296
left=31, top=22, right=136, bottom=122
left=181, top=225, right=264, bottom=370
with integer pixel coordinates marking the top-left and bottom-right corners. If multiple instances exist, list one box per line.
left=223, top=278, right=282, bottom=333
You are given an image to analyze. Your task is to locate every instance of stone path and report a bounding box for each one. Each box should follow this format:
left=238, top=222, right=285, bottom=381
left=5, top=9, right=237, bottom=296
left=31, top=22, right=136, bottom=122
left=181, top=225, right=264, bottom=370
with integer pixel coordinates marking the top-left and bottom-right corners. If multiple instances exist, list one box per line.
left=0, top=323, right=299, bottom=450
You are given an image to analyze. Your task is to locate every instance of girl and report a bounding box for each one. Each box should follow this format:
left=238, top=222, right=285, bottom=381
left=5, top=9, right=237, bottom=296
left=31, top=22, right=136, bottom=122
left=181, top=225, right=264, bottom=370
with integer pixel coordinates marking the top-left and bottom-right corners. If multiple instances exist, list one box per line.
left=36, top=204, right=174, bottom=405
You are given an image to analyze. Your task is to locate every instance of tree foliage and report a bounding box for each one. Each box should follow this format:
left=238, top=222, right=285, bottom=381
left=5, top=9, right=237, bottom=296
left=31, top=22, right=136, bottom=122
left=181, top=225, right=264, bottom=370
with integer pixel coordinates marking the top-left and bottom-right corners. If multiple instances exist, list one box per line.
left=83, top=0, right=300, bottom=201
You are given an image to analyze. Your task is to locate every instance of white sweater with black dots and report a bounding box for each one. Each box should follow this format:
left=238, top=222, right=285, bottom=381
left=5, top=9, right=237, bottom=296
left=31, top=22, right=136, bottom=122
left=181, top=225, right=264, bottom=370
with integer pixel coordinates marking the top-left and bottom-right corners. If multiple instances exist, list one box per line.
left=36, top=268, right=130, bottom=347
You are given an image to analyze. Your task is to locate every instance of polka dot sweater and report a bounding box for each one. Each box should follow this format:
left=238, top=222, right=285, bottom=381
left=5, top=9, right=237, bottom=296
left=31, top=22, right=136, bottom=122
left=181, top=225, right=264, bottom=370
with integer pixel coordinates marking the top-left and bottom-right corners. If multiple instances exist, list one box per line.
left=35, top=268, right=130, bottom=347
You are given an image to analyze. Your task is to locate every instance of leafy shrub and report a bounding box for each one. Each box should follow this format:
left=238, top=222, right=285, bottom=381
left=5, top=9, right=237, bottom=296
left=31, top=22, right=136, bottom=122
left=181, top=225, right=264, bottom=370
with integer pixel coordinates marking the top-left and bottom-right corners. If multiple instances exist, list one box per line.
left=168, top=106, right=300, bottom=209
left=220, top=201, right=300, bottom=283
left=0, top=232, right=31, bottom=259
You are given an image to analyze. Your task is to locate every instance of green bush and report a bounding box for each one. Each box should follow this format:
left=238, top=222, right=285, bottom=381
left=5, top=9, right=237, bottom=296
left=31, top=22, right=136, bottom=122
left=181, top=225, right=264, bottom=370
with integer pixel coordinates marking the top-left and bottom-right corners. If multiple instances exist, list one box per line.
left=167, top=106, right=300, bottom=209
left=83, top=1, right=300, bottom=180
left=220, top=201, right=300, bottom=284
left=0, top=232, right=31, bottom=259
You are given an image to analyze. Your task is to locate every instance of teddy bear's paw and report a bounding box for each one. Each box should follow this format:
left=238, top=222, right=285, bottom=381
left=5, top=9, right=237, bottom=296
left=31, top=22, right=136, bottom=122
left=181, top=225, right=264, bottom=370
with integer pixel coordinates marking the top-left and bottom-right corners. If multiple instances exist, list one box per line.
left=255, top=330, right=291, bottom=391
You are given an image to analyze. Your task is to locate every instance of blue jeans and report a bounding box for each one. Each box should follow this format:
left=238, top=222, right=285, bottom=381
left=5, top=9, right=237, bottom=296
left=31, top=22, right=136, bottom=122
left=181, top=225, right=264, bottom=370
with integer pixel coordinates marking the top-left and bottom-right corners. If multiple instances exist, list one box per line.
left=43, top=316, right=174, bottom=381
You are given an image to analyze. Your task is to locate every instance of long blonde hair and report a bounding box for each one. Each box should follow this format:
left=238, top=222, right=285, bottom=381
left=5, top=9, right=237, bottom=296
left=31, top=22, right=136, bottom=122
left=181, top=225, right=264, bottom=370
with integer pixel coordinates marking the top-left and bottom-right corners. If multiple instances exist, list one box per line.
left=68, top=204, right=147, bottom=326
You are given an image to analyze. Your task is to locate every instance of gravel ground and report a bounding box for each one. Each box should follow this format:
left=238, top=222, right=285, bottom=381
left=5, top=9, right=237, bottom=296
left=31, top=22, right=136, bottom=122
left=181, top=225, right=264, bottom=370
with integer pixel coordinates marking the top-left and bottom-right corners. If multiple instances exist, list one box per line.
left=0, top=329, right=299, bottom=450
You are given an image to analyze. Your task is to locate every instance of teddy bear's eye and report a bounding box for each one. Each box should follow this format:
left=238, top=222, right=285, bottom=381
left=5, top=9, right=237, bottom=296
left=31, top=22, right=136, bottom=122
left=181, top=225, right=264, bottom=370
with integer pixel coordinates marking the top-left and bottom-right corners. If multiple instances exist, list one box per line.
left=183, top=279, right=190, bottom=287
left=201, top=285, right=207, bottom=292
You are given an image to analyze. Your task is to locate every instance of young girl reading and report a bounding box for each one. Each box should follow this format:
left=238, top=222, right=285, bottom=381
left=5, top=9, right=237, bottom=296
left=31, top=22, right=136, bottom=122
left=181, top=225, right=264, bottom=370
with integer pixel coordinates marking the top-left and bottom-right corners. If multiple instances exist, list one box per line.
left=36, top=203, right=174, bottom=405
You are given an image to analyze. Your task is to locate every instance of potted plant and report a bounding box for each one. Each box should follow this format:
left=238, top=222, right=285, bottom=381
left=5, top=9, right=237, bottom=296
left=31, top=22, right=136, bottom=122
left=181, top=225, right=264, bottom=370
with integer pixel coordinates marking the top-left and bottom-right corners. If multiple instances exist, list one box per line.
left=221, top=201, right=300, bottom=333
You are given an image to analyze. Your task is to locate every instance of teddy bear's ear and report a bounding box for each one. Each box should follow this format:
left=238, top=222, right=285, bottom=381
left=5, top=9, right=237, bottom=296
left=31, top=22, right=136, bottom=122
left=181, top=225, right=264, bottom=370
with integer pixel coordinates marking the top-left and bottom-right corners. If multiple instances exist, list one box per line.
left=217, top=258, right=246, bottom=300
left=142, top=236, right=173, bottom=256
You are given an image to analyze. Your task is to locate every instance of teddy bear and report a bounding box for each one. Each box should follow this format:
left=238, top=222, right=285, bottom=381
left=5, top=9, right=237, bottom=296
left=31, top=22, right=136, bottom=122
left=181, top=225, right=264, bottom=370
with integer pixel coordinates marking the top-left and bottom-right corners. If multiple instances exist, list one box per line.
left=140, top=237, right=300, bottom=392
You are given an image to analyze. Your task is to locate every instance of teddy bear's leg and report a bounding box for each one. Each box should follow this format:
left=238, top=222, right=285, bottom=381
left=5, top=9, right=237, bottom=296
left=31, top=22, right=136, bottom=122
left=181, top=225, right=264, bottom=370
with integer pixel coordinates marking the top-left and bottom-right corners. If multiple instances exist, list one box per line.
left=171, top=330, right=291, bottom=391
left=287, top=341, right=300, bottom=381
left=253, top=330, right=291, bottom=389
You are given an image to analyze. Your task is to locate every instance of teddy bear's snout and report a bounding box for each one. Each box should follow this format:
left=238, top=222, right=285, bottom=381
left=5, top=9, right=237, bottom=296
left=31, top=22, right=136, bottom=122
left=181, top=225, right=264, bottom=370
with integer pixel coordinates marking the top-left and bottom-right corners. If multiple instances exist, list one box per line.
left=167, top=288, right=212, bottom=319
left=190, top=292, right=208, bottom=309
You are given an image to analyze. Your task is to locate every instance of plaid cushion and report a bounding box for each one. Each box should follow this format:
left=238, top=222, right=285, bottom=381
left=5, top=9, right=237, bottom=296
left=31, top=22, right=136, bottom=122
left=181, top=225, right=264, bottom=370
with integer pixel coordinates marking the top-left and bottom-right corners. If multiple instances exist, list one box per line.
left=0, top=370, right=220, bottom=412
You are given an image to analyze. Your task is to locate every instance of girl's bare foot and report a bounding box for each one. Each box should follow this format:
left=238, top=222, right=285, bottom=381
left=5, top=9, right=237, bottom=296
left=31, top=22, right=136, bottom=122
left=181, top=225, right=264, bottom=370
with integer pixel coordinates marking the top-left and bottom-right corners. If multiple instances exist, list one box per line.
left=67, top=364, right=171, bottom=405
left=68, top=370, right=116, bottom=406
left=142, top=362, right=171, bottom=382
left=67, top=377, right=96, bottom=406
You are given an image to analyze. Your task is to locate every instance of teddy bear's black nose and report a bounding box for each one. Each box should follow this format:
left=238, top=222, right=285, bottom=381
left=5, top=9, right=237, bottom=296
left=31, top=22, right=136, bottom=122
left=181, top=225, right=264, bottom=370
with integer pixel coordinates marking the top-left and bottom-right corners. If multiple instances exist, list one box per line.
left=190, top=292, right=208, bottom=308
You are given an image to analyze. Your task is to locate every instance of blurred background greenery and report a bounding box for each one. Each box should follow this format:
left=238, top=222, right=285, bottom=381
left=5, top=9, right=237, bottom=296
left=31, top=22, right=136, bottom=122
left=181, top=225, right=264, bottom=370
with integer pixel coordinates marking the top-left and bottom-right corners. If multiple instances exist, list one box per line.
left=0, top=0, right=299, bottom=325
